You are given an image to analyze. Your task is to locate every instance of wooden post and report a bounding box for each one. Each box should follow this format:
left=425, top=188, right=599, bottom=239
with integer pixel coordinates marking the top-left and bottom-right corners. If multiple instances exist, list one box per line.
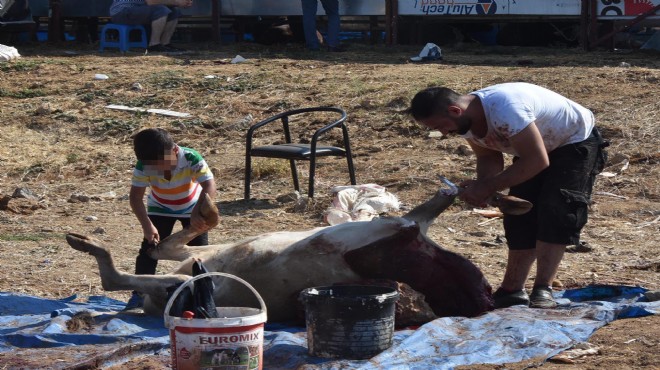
left=580, top=0, right=589, bottom=50
left=369, top=15, right=378, bottom=44
left=588, top=0, right=598, bottom=49
left=47, top=0, right=62, bottom=42
left=391, top=0, right=398, bottom=45
left=385, top=0, right=392, bottom=45
left=212, top=0, right=221, bottom=44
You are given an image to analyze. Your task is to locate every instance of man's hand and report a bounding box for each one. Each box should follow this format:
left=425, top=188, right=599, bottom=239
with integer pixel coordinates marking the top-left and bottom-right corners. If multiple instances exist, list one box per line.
left=459, top=179, right=496, bottom=207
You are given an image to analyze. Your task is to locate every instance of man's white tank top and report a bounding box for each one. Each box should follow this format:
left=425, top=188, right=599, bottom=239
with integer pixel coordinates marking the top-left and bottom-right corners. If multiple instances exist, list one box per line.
left=462, top=82, right=594, bottom=156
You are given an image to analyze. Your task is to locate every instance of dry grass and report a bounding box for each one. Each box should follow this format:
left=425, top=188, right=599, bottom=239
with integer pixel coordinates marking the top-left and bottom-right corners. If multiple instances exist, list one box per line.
left=0, top=41, right=658, bottom=368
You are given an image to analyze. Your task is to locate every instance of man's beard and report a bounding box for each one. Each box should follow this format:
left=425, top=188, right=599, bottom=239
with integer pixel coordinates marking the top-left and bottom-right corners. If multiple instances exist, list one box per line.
left=456, top=116, right=472, bottom=135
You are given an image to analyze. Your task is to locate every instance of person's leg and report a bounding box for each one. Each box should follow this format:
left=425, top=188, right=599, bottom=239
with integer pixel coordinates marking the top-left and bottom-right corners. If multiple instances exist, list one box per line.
left=531, top=131, right=603, bottom=308
left=500, top=249, right=536, bottom=291
left=149, top=16, right=167, bottom=46
left=320, top=0, right=340, bottom=48
left=111, top=5, right=170, bottom=48
left=135, top=215, right=176, bottom=275
left=528, top=241, right=565, bottom=308
left=126, top=214, right=176, bottom=309
left=159, top=19, right=178, bottom=45
left=160, top=7, right=182, bottom=46
left=534, top=241, right=566, bottom=287
left=494, top=165, right=544, bottom=308
left=301, top=0, right=320, bottom=50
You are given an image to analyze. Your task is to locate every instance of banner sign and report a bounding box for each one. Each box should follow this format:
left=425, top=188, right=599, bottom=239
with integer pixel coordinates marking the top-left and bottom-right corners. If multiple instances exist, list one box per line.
left=398, top=0, right=660, bottom=18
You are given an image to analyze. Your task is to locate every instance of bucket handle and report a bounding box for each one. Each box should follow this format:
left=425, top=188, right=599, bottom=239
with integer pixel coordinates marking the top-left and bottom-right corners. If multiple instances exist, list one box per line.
left=163, top=272, right=267, bottom=319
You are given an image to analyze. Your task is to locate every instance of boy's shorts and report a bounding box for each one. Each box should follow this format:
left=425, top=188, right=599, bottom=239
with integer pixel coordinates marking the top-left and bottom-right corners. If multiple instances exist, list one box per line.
left=503, top=128, right=608, bottom=250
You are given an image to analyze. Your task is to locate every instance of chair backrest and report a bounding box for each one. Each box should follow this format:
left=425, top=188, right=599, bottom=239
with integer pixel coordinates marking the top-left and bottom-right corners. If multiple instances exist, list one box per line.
left=244, top=106, right=355, bottom=199
left=247, top=107, right=347, bottom=147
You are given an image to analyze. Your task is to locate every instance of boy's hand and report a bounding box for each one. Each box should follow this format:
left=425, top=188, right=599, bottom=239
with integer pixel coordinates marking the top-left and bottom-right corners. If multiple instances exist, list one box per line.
left=143, top=224, right=160, bottom=244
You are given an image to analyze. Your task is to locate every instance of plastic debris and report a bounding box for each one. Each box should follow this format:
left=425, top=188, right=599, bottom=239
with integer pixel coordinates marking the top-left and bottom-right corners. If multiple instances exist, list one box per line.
left=231, top=55, right=246, bottom=64
left=105, top=104, right=192, bottom=118
left=410, top=43, right=442, bottom=62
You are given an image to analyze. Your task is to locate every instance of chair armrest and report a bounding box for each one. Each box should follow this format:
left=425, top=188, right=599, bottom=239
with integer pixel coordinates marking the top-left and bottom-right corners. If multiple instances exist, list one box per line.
left=246, top=107, right=348, bottom=150
left=311, top=110, right=348, bottom=148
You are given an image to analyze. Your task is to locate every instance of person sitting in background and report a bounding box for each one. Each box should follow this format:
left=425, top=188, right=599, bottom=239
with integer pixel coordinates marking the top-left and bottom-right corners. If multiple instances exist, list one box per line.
left=301, top=0, right=345, bottom=52
left=109, top=0, right=192, bottom=53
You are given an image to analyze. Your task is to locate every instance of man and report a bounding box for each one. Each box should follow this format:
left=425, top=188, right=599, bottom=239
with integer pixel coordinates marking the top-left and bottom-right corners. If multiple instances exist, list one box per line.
left=301, top=0, right=344, bottom=52
left=109, top=0, right=192, bottom=53
left=407, top=82, right=608, bottom=309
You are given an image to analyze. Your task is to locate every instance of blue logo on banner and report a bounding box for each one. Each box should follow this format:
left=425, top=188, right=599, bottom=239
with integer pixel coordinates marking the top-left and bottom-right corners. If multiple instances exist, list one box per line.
left=475, top=0, right=497, bottom=15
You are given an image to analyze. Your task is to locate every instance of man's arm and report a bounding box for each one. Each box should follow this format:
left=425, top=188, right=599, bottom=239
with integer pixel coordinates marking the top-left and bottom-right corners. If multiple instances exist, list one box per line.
left=486, top=122, right=549, bottom=191
left=469, top=140, right=504, bottom=180
left=460, top=123, right=549, bottom=206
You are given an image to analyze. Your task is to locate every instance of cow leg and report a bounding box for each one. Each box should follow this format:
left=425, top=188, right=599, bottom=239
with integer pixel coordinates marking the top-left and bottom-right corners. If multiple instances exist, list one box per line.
left=147, top=236, right=213, bottom=261
left=402, top=177, right=458, bottom=234
left=147, top=193, right=220, bottom=261
left=66, top=233, right=189, bottom=295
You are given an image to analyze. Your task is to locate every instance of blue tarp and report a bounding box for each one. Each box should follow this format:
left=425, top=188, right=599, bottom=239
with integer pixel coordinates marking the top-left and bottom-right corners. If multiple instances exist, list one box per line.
left=0, top=286, right=658, bottom=369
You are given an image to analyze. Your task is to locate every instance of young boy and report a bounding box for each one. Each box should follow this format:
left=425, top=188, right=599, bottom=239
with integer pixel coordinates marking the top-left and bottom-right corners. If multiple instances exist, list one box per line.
left=126, top=128, right=216, bottom=309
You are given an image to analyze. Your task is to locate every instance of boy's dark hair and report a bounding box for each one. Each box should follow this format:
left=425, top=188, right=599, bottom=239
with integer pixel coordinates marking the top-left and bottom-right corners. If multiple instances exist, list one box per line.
left=133, top=128, right=175, bottom=161
left=406, top=87, right=461, bottom=120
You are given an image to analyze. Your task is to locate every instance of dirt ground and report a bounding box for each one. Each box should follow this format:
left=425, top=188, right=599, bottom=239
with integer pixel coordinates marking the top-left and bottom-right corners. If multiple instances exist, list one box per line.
left=0, top=40, right=658, bottom=369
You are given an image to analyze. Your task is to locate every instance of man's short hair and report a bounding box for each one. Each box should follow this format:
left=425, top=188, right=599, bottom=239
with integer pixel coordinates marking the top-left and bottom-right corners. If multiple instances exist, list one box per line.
left=406, top=87, right=461, bottom=120
left=133, top=128, right=175, bottom=161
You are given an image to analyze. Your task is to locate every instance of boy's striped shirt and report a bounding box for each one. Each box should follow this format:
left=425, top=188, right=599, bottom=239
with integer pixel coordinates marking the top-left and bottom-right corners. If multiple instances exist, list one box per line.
left=132, top=146, right=213, bottom=217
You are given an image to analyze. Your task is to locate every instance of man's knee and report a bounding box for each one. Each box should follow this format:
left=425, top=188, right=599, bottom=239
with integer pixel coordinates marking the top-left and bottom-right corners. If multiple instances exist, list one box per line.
left=150, top=5, right=175, bottom=21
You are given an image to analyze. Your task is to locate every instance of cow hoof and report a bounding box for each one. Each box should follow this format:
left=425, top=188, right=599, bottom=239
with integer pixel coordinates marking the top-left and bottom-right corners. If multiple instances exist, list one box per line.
left=66, top=233, right=107, bottom=256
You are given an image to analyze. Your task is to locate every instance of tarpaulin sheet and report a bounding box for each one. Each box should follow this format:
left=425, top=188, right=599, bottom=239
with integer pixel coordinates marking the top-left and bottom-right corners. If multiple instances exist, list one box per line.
left=0, top=285, right=658, bottom=369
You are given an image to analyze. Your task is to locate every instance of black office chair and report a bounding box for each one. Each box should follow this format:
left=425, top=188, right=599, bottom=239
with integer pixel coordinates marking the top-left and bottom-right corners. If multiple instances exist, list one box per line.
left=245, top=107, right=356, bottom=199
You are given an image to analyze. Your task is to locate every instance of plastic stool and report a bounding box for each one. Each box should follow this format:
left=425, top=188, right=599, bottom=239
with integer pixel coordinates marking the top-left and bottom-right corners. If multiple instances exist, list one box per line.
left=99, top=24, right=148, bottom=52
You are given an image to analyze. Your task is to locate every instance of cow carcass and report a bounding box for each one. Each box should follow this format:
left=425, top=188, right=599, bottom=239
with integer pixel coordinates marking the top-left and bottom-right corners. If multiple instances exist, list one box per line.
left=66, top=179, right=494, bottom=324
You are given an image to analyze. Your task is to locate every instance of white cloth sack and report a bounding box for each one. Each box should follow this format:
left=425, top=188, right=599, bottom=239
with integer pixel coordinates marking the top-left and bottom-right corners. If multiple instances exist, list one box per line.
left=324, top=184, right=400, bottom=225
left=0, top=44, right=20, bottom=62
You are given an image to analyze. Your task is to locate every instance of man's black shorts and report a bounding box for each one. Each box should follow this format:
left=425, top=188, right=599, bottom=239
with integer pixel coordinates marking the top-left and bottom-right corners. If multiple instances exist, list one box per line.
left=503, top=128, right=608, bottom=250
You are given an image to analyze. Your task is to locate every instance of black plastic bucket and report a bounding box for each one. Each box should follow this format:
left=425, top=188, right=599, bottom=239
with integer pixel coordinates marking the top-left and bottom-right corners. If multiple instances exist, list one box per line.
left=299, top=285, right=400, bottom=359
